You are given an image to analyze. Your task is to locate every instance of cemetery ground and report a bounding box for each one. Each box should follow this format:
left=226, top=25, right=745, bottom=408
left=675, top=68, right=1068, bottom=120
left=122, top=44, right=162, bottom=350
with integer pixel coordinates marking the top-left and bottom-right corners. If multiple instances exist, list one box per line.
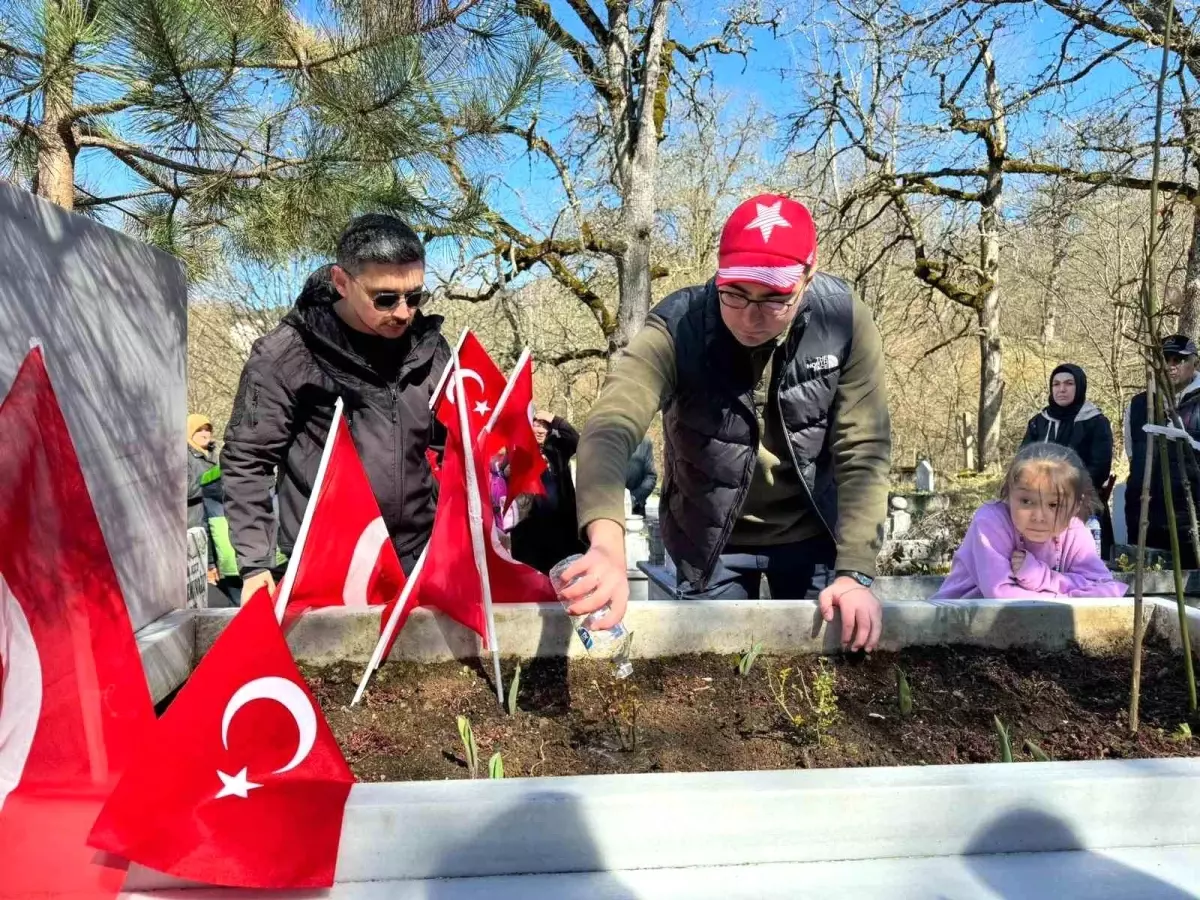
left=305, top=640, right=1200, bottom=782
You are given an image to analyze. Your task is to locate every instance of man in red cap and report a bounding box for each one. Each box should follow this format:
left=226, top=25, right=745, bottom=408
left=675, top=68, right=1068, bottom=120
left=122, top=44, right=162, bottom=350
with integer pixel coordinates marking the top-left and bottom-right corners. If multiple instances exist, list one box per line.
left=564, top=194, right=890, bottom=652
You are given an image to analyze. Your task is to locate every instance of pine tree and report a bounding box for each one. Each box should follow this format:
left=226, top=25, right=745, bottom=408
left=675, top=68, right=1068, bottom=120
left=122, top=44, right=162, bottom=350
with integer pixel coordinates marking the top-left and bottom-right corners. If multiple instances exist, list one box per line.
left=0, top=0, right=553, bottom=276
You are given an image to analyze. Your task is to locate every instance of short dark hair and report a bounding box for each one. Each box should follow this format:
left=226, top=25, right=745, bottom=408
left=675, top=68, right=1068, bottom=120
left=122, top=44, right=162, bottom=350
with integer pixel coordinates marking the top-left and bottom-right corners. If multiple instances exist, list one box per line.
left=336, top=214, right=425, bottom=273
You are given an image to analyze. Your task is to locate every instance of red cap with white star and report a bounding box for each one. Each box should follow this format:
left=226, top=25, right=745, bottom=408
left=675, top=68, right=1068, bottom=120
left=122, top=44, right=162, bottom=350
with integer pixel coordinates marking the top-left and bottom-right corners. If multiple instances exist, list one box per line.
left=716, top=194, right=817, bottom=292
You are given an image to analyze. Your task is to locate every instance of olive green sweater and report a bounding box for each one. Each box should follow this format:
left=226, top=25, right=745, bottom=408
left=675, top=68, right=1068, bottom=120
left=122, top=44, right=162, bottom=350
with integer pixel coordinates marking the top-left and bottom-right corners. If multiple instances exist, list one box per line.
left=576, top=294, right=891, bottom=576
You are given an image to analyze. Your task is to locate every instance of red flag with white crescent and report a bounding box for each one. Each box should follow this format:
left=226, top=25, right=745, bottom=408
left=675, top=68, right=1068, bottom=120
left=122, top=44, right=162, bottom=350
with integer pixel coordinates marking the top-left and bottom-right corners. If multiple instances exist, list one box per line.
left=88, top=588, right=355, bottom=889
left=280, top=415, right=406, bottom=618
left=432, top=332, right=506, bottom=436
left=484, top=351, right=547, bottom=509
left=0, top=345, right=154, bottom=900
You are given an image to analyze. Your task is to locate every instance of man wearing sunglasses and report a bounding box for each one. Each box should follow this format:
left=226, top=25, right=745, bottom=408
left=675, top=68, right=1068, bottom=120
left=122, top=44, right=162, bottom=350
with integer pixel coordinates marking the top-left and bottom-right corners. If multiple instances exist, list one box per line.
left=565, top=194, right=890, bottom=653
left=222, top=214, right=450, bottom=599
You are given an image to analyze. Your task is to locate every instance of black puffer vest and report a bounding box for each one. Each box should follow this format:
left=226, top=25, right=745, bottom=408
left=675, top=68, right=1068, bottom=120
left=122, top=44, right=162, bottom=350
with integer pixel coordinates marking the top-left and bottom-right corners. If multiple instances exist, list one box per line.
left=655, top=273, right=855, bottom=588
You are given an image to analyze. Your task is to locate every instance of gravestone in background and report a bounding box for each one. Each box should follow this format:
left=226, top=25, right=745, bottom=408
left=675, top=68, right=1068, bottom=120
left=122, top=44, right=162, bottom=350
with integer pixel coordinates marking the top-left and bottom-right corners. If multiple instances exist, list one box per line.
left=0, top=184, right=187, bottom=631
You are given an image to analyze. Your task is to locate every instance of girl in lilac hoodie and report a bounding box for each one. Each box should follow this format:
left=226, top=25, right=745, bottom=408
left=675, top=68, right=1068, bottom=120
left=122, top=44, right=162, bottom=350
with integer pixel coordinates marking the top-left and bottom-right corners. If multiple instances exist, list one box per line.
left=933, top=443, right=1128, bottom=600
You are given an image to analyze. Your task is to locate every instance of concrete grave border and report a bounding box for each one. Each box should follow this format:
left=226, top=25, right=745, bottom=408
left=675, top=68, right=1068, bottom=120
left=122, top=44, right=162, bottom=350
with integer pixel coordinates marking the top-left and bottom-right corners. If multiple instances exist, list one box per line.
left=127, top=597, right=1200, bottom=898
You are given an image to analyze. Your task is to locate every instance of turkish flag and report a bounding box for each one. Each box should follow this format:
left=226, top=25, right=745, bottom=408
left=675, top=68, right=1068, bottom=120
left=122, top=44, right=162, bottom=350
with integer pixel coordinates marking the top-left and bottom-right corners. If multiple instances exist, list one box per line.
left=88, top=589, right=355, bottom=889
left=433, top=332, right=506, bottom=435
left=279, top=415, right=405, bottom=617
left=0, top=346, right=154, bottom=900
left=484, top=352, right=547, bottom=508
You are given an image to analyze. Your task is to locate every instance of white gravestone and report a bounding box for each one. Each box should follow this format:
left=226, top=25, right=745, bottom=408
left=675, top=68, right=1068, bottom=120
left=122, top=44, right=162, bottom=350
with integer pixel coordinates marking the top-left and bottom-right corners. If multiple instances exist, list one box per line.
left=916, top=459, right=936, bottom=493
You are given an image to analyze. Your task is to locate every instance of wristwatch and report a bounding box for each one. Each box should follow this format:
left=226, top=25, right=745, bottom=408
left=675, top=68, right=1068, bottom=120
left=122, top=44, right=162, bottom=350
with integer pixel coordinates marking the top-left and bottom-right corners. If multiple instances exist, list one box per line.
left=836, top=570, right=875, bottom=589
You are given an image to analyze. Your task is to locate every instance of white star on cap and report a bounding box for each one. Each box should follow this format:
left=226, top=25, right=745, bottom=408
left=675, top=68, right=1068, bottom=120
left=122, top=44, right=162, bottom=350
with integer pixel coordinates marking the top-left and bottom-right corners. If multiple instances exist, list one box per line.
left=215, top=767, right=262, bottom=800
left=474, top=399, right=491, bottom=417
left=744, top=200, right=791, bottom=243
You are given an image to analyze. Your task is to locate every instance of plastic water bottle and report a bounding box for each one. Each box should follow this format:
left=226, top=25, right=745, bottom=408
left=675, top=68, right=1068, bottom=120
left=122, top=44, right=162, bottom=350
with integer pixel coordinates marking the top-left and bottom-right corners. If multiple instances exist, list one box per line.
left=549, top=554, right=634, bottom=679
left=1086, top=515, right=1103, bottom=558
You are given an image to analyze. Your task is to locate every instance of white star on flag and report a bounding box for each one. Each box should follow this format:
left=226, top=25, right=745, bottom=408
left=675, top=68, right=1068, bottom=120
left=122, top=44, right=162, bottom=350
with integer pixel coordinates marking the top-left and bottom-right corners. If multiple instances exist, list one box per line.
left=474, top=399, right=491, bottom=417
left=744, top=201, right=791, bottom=243
left=215, top=767, right=262, bottom=799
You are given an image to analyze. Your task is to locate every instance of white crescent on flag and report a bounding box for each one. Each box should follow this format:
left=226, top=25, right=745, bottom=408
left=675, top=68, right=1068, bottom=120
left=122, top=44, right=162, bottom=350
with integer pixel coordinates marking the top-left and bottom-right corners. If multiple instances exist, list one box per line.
left=0, top=574, right=41, bottom=814
left=220, top=676, right=317, bottom=778
left=445, top=368, right=484, bottom=406
left=342, top=517, right=390, bottom=608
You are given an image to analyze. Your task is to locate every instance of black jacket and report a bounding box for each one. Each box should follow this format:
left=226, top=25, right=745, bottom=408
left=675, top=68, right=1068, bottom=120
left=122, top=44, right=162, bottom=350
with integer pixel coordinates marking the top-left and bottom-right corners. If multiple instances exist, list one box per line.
left=510, top=416, right=586, bottom=573
left=1125, top=376, right=1200, bottom=537
left=221, top=266, right=450, bottom=575
left=1020, top=402, right=1114, bottom=493
left=625, top=436, right=658, bottom=506
left=654, top=275, right=867, bottom=588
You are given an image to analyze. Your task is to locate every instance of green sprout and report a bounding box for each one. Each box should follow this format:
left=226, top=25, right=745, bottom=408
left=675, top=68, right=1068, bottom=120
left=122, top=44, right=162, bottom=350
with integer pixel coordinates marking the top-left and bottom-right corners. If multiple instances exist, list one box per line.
left=738, top=641, right=764, bottom=676
left=896, top=667, right=913, bottom=717
left=507, top=663, right=521, bottom=716
left=488, top=752, right=505, bottom=779
left=993, top=716, right=1013, bottom=763
left=456, top=715, right=479, bottom=778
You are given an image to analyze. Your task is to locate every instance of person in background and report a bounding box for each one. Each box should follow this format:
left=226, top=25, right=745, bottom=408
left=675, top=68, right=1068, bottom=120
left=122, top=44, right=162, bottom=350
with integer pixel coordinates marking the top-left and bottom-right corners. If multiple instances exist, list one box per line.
left=222, top=214, right=450, bottom=597
left=509, top=409, right=586, bottom=574
left=932, top=443, right=1126, bottom=600
left=1021, top=363, right=1114, bottom=557
left=186, top=414, right=241, bottom=603
left=1124, top=334, right=1200, bottom=567
left=565, top=194, right=890, bottom=653
left=625, top=435, right=658, bottom=517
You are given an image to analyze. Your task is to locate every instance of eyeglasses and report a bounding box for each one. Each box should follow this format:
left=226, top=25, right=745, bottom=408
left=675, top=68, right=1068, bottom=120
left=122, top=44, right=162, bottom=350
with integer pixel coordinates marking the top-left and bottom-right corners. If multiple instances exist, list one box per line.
left=369, top=287, right=428, bottom=312
left=349, top=272, right=429, bottom=311
left=718, top=288, right=797, bottom=315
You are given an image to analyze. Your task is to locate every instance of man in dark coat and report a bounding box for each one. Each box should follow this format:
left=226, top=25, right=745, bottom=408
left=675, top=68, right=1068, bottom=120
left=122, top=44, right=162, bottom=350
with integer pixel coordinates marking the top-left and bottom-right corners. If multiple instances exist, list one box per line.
left=509, top=410, right=586, bottom=573
left=1124, top=334, right=1200, bottom=566
left=624, top=436, right=658, bottom=516
left=564, top=194, right=891, bottom=654
left=1021, top=363, right=1114, bottom=556
left=221, top=215, right=450, bottom=598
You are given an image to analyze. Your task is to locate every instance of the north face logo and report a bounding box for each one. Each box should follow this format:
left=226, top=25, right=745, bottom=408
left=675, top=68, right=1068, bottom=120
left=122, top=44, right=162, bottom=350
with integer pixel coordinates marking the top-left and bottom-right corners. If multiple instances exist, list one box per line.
left=805, top=354, right=839, bottom=374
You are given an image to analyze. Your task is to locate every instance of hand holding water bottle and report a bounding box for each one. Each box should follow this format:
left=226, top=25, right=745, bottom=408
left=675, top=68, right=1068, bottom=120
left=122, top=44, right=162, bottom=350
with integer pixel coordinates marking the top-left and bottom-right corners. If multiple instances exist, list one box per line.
left=557, top=520, right=629, bottom=630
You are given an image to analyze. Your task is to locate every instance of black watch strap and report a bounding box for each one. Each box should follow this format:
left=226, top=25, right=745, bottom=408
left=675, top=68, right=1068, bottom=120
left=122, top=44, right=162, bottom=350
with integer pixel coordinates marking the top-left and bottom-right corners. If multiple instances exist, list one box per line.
left=836, top=570, right=875, bottom=588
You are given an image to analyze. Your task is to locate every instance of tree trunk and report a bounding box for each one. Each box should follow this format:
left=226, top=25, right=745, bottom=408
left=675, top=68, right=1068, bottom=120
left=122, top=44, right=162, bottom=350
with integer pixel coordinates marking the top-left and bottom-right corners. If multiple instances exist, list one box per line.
left=35, top=44, right=76, bottom=209
left=605, top=0, right=668, bottom=362
left=1180, top=203, right=1200, bottom=337
left=977, top=205, right=1003, bottom=471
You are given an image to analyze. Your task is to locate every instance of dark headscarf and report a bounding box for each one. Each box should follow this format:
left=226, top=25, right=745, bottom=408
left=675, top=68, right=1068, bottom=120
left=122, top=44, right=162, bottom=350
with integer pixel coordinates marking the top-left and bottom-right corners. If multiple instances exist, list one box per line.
left=1046, top=363, right=1087, bottom=421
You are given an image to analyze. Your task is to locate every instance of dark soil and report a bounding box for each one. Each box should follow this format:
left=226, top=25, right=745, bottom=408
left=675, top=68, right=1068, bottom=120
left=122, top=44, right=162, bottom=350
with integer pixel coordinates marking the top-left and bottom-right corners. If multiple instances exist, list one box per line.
left=304, top=642, right=1200, bottom=782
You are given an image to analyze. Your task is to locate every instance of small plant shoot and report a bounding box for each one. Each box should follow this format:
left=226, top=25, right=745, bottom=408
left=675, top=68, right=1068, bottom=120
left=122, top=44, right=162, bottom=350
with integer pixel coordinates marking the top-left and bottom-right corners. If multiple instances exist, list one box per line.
left=488, top=752, right=505, bottom=779
left=896, top=667, right=913, bottom=717
left=507, top=663, right=522, bottom=717
left=457, top=715, right=480, bottom=778
left=993, top=716, right=1013, bottom=763
left=738, top=642, right=764, bottom=676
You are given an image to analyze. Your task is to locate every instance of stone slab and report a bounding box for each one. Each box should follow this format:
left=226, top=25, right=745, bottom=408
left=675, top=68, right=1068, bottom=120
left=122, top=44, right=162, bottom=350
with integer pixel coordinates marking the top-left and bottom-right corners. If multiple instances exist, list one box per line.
left=121, top=846, right=1200, bottom=899
left=135, top=610, right=194, bottom=704
left=0, top=184, right=187, bottom=631
left=190, top=597, right=1144, bottom=666
left=122, top=757, right=1200, bottom=893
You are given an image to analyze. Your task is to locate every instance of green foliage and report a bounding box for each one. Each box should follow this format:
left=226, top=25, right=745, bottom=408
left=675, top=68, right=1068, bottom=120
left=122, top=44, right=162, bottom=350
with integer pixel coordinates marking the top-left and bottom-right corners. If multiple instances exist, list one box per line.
left=456, top=714, right=479, bottom=778
left=1024, top=740, right=1052, bottom=762
left=769, top=659, right=841, bottom=745
left=0, top=0, right=558, bottom=280
left=994, top=716, right=1013, bottom=763
left=1172, top=722, right=1193, bottom=742
left=507, top=662, right=521, bottom=716
left=896, top=667, right=913, bottom=717
left=488, top=752, right=505, bottom=779
left=737, top=641, right=763, bottom=677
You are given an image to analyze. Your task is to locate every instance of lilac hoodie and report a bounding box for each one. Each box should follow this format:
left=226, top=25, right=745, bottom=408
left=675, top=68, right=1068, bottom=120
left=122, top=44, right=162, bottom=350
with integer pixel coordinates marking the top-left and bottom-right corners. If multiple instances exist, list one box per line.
left=932, top=500, right=1128, bottom=600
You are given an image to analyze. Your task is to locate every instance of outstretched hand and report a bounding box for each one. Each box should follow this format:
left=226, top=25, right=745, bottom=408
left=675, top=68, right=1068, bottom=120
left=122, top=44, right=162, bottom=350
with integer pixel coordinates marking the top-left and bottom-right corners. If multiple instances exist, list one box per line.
left=818, top=576, right=883, bottom=652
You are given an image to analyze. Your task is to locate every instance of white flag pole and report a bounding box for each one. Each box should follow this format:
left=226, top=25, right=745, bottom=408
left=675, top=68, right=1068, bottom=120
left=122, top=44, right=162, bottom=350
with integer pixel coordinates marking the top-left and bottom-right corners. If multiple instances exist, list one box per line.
left=453, top=353, right=505, bottom=706
left=428, top=327, right=469, bottom=410
left=351, top=544, right=429, bottom=707
left=273, top=397, right=345, bottom=622
left=482, top=347, right=531, bottom=438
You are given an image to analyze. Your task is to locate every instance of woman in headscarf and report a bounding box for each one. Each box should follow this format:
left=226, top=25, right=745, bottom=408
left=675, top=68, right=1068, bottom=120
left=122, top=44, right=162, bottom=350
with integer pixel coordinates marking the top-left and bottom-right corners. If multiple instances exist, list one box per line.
left=1021, top=363, right=1115, bottom=556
